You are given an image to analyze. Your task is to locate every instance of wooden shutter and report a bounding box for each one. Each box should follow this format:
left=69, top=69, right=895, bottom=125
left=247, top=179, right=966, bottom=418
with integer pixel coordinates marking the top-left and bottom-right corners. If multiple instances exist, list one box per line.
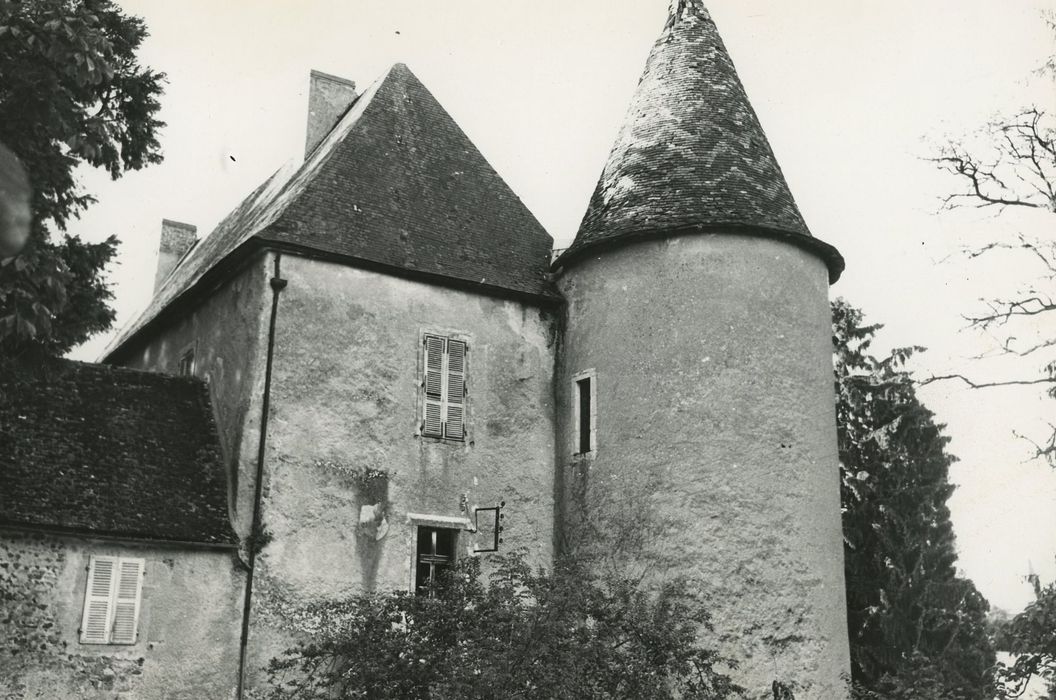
left=445, top=340, right=466, bottom=439
left=80, top=556, right=116, bottom=644
left=423, top=336, right=445, bottom=437
left=110, top=558, right=144, bottom=644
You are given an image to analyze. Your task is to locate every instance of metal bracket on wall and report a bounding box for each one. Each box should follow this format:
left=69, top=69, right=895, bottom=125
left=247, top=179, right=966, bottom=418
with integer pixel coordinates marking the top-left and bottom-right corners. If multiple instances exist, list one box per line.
left=473, top=501, right=505, bottom=553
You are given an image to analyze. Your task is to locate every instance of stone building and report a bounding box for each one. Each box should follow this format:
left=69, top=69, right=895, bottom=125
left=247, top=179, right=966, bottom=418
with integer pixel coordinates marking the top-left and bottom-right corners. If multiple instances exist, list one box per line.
left=1, top=1, right=850, bottom=697
left=0, top=362, right=243, bottom=698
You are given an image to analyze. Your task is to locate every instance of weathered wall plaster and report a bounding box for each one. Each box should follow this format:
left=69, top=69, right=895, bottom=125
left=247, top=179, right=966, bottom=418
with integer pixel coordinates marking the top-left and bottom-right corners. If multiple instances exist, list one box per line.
left=556, top=233, right=851, bottom=699
left=122, top=254, right=273, bottom=537
left=242, top=257, right=558, bottom=685
left=0, top=530, right=244, bottom=699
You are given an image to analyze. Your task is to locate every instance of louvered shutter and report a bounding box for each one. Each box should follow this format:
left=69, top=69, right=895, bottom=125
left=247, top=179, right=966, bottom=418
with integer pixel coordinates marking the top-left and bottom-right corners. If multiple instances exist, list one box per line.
left=423, top=336, right=444, bottom=437
left=445, top=340, right=466, bottom=440
left=110, top=558, right=144, bottom=644
left=80, top=556, right=116, bottom=644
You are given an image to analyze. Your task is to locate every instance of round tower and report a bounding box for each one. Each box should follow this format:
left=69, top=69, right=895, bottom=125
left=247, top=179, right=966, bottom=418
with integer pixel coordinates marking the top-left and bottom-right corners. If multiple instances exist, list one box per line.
left=553, top=1, right=850, bottom=696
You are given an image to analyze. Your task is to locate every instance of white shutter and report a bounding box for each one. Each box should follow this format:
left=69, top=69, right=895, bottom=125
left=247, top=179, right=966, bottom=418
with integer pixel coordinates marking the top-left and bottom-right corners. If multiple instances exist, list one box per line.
left=80, top=556, right=116, bottom=644
left=109, top=558, right=144, bottom=644
left=445, top=340, right=466, bottom=440
left=423, top=336, right=445, bottom=437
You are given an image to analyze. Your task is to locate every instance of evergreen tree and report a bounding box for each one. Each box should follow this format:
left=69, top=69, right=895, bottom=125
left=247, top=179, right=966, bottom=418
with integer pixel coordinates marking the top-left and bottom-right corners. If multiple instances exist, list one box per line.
left=835, top=299, right=997, bottom=698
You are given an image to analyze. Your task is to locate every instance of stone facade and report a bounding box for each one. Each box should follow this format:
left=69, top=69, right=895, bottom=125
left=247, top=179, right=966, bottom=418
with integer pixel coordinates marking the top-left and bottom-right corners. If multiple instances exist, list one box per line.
left=555, top=233, right=850, bottom=696
left=0, top=531, right=243, bottom=700
left=121, top=255, right=273, bottom=537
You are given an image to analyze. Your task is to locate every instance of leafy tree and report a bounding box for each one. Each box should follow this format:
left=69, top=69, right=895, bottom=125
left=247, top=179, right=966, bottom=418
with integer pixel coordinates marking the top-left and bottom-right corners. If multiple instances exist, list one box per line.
left=835, top=299, right=997, bottom=699
left=994, top=579, right=1056, bottom=698
left=0, top=0, right=164, bottom=356
left=264, top=552, right=744, bottom=700
left=926, top=12, right=1056, bottom=464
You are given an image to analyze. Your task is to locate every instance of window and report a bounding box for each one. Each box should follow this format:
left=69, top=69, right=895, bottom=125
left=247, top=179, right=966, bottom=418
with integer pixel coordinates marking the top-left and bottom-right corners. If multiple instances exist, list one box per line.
left=177, top=347, right=195, bottom=376
left=80, top=555, right=145, bottom=645
left=573, top=370, right=597, bottom=456
left=422, top=335, right=466, bottom=440
left=415, top=526, right=457, bottom=596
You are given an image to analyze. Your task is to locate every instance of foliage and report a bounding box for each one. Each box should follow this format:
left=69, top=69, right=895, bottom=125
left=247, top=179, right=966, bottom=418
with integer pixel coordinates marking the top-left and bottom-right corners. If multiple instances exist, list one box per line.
left=265, top=552, right=744, bottom=700
left=994, top=581, right=1056, bottom=698
left=834, top=299, right=997, bottom=699
left=0, top=0, right=164, bottom=355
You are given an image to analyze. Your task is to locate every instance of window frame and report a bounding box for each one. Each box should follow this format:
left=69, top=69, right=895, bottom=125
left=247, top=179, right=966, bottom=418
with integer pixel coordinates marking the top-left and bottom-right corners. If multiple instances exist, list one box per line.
left=572, top=369, right=597, bottom=458
left=417, top=330, right=470, bottom=443
left=406, top=513, right=472, bottom=593
left=79, top=554, right=145, bottom=646
left=176, top=342, right=196, bottom=377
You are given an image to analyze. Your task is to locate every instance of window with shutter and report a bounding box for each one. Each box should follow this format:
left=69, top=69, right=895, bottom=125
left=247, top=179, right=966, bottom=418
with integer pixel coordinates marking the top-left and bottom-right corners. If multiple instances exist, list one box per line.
left=80, top=556, right=115, bottom=644
left=421, top=334, right=467, bottom=441
left=80, top=555, right=145, bottom=645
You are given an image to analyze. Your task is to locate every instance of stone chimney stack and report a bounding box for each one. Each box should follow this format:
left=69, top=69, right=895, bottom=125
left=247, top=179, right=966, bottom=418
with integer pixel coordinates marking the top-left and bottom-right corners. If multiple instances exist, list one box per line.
left=154, top=219, right=197, bottom=292
left=304, top=70, right=358, bottom=158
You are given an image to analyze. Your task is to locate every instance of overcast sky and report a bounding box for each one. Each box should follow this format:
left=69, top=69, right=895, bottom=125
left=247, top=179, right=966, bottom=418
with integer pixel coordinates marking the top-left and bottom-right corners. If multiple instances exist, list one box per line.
left=67, top=0, right=1055, bottom=613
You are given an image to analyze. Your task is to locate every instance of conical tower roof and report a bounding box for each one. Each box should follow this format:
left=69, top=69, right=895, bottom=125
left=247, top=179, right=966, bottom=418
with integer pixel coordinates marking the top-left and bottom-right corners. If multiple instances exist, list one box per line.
left=558, top=0, right=843, bottom=281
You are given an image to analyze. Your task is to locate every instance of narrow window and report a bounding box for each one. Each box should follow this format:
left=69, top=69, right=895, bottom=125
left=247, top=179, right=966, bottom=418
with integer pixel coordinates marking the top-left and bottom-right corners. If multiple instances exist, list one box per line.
left=415, top=526, right=457, bottom=596
left=177, top=348, right=195, bottom=377
left=80, top=556, right=144, bottom=645
left=573, top=370, right=597, bottom=456
left=421, top=335, right=466, bottom=441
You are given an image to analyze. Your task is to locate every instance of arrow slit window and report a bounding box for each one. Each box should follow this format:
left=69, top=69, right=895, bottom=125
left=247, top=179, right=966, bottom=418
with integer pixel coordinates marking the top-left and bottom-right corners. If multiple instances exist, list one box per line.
left=421, top=334, right=467, bottom=441
left=79, top=555, right=145, bottom=645
left=573, top=369, right=597, bottom=456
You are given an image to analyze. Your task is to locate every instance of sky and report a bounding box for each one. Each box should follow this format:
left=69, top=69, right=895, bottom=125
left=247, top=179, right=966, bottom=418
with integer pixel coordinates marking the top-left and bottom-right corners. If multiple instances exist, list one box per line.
left=66, top=0, right=1055, bottom=613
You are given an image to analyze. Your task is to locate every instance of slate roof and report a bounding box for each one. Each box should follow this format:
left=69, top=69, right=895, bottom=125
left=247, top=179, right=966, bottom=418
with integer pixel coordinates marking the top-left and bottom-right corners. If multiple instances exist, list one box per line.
left=105, top=63, right=556, bottom=360
left=0, top=360, right=236, bottom=545
left=557, top=0, right=844, bottom=281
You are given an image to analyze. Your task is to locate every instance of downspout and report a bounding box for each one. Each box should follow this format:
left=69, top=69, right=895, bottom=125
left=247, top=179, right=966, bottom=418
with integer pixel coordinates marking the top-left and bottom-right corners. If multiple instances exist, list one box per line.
left=237, top=252, right=286, bottom=699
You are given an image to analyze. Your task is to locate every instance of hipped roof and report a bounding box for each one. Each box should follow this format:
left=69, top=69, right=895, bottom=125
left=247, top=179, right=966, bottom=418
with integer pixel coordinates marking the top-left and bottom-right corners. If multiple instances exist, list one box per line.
left=106, top=63, right=556, bottom=360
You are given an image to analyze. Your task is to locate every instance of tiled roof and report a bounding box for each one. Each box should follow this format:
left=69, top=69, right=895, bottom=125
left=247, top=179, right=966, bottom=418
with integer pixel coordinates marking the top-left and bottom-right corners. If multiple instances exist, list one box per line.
left=0, top=360, right=236, bottom=545
left=557, top=0, right=843, bottom=281
left=105, top=63, right=556, bottom=360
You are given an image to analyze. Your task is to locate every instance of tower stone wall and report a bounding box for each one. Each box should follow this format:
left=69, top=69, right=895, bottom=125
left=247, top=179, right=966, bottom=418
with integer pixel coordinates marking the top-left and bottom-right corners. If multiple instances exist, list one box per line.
left=556, top=233, right=850, bottom=698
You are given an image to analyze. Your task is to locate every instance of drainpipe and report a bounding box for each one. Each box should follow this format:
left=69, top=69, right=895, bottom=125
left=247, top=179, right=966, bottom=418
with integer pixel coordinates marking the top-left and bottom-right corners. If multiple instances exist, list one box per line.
left=237, top=252, right=286, bottom=698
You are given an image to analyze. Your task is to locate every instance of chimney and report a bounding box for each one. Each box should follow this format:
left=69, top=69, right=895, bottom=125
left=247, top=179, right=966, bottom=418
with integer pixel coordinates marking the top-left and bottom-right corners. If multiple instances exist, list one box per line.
left=304, top=70, right=358, bottom=158
left=154, top=219, right=197, bottom=292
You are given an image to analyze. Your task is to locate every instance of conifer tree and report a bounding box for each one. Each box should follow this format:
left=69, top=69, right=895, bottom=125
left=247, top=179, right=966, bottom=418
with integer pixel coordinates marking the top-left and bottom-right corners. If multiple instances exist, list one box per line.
left=835, top=299, right=997, bottom=698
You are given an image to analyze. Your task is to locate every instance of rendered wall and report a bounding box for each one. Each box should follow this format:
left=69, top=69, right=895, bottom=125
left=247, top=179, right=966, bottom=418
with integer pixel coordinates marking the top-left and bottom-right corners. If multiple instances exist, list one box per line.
left=242, top=256, right=558, bottom=685
left=120, top=254, right=273, bottom=537
left=0, top=530, right=244, bottom=699
left=555, top=234, right=850, bottom=699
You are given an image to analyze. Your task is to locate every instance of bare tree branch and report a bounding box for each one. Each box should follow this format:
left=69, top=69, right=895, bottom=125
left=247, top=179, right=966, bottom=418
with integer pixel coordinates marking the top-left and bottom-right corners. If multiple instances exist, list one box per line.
left=917, top=374, right=1056, bottom=390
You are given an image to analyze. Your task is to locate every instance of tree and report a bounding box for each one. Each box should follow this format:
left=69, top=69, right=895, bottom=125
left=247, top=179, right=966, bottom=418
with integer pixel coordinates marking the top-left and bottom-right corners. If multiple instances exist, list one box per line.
left=0, top=0, right=164, bottom=356
left=834, top=299, right=997, bottom=699
left=994, top=579, right=1056, bottom=699
left=927, top=13, right=1056, bottom=464
left=264, top=552, right=744, bottom=700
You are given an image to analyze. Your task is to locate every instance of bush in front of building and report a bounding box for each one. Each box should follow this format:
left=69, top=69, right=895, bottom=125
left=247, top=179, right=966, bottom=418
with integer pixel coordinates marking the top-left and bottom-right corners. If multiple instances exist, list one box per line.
left=264, top=551, right=745, bottom=699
